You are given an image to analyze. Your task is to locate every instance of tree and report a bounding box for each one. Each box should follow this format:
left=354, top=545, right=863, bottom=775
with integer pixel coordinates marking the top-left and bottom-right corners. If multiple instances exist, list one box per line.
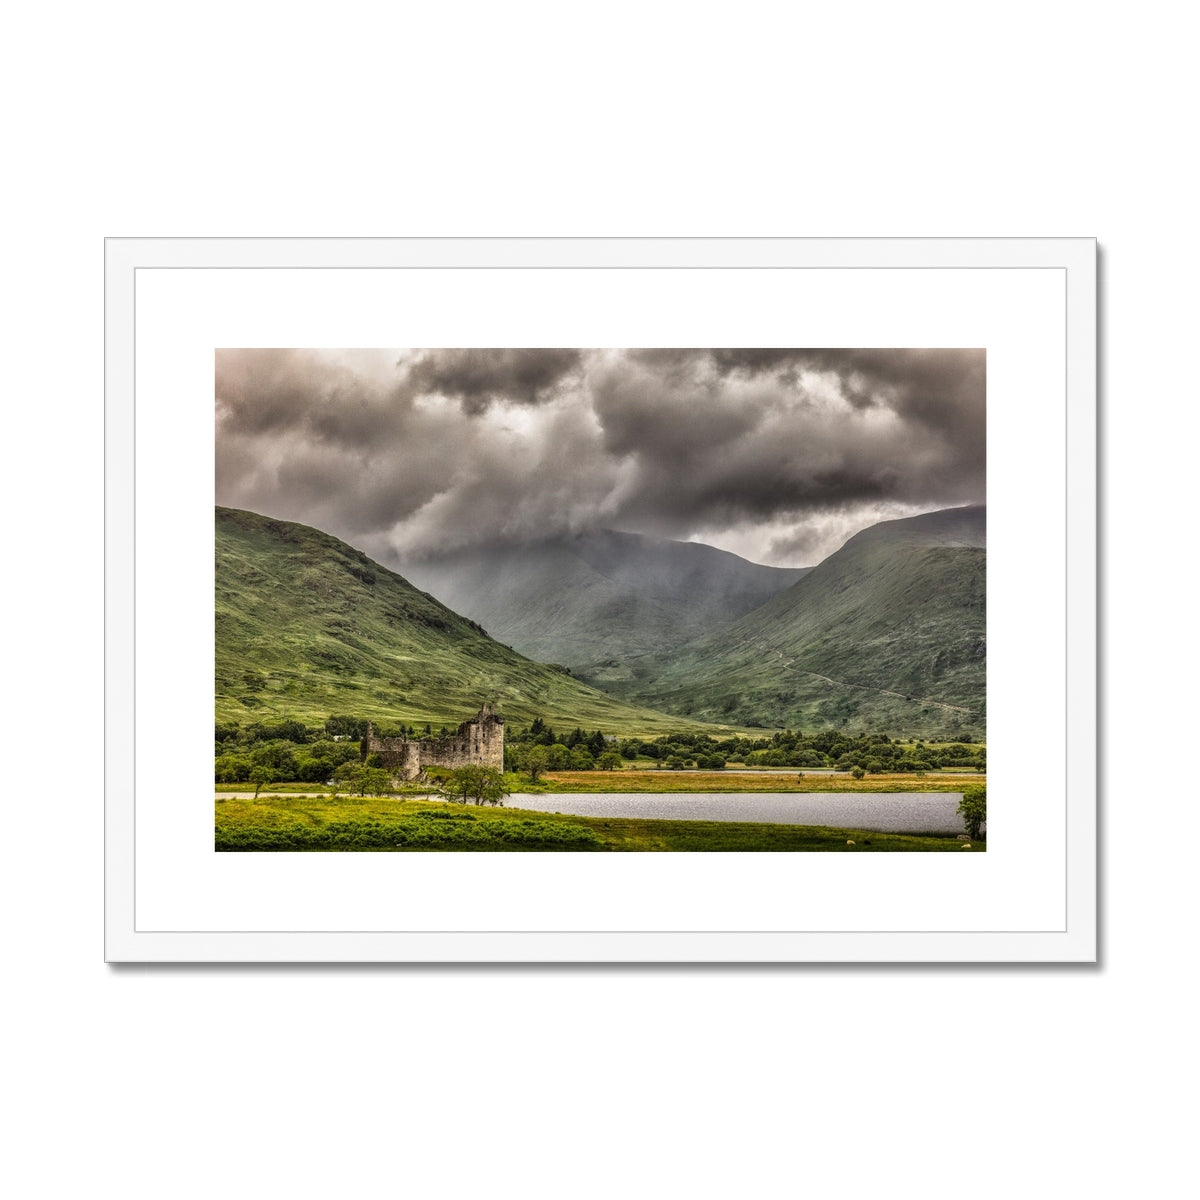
left=568, top=746, right=595, bottom=770
left=525, top=745, right=550, bottom=783
left=334, top=761, right=363, bottom=793
left=249, top=765, right=273, bottom=797
left=250, top=741, right=298, bottom=778
left=295, top=756, right=332, bottom=783
left=215, top=754, right=251, bottom=783
left=958, top=784, right=987, bottom=839
left=597, top=751, right=622, bottom=771
left=442, top=765, right=507, bottom=805
left=333, top=761, right=390, bottom=797
left=325, top=715, right=367, bottom=739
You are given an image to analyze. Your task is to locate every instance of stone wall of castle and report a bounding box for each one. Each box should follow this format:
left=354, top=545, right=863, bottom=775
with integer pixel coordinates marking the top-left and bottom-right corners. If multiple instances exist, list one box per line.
left=364, top=703, right=504, bottom=782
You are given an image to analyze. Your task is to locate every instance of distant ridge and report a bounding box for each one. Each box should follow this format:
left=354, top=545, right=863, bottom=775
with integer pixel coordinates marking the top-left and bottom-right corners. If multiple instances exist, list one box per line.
left=608, top=506, right=987, bottom=738
left=402, top=529, right=809, bottom=676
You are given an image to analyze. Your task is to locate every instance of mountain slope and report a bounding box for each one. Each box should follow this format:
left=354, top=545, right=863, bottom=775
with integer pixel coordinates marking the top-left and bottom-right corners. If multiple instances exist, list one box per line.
left=609, top=506, right=986, bottom=738
left=215, top=507, right=714, bottom=733
left=401, top=530, right=809, bottom=675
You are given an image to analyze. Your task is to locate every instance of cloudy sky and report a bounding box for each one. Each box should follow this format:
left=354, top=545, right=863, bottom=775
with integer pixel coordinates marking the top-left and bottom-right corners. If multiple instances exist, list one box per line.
left=215, top=347, right=985, bottom=568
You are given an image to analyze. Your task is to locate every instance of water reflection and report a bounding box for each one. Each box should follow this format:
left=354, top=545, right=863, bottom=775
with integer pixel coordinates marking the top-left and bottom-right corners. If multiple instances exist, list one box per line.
left=506, top=792, right=964, bottom=834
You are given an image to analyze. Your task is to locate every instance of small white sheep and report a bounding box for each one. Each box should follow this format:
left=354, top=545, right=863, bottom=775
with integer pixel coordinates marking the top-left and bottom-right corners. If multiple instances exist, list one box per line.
left=846, top=839, right=855, bottom=846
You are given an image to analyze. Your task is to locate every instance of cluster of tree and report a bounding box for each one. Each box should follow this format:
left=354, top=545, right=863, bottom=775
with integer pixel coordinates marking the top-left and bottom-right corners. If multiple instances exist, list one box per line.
left=511, top=718, right=611, bottom=754
left=505, top=743, right=622, bottom=779
left=217, top=712, right=987, bottom=786
left=509, top=723, right=985, bottom=774
left=504, top=719, right=622, bottom=774
left=613, top=733, right=729, bottom=769
left=740, top=733, right=985, bottom=773
left=214, top=737, right=362, bottom=784
left=370, top=721, right=449, bottom=739
left=214, top=717, right=367, bottom=784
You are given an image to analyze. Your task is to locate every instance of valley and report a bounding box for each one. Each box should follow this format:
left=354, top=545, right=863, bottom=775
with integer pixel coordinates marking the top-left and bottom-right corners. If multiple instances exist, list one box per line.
left=214, top=504, right=986, bottom=847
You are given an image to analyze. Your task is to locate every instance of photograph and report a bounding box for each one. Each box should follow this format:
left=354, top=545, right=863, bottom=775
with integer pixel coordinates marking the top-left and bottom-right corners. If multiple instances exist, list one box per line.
left=214, top=346, right=987, bottom=853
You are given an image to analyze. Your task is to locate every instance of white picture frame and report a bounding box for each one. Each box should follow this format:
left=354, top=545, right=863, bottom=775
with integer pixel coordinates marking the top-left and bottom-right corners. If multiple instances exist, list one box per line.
left=104, top=237, right=1096, bottom=962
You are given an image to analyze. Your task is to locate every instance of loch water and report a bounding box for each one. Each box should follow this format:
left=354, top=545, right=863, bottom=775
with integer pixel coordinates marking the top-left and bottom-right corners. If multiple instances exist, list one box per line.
left=505, top=791, right=965, bottom=834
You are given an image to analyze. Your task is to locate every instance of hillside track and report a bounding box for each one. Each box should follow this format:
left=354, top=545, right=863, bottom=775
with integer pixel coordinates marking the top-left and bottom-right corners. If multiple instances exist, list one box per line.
left=765, top=646, right=977, bottom=716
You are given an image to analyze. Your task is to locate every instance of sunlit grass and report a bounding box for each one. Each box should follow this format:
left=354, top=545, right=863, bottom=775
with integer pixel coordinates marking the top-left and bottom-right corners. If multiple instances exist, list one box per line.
left=216, top=795, right=983, bottom=852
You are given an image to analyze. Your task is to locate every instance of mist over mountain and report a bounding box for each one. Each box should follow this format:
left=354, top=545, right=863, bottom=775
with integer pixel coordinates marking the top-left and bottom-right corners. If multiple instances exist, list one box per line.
left=605, top=506, right=987, bottom=738
left=402, top=530, right=809, bottom=676
left=216, top=503, right=985, bottom=740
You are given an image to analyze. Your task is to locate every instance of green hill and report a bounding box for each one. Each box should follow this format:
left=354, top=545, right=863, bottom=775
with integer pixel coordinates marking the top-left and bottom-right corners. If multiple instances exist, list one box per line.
left=402, top=529, right=808, bottom=678
left=215, top=507, right=723, bottom=735
left=607, top=506, right=987, bottom=739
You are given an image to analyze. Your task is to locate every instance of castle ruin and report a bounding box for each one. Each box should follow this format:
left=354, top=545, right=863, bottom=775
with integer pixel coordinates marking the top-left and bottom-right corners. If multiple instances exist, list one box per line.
left=363, top=702, right=504, bottom=781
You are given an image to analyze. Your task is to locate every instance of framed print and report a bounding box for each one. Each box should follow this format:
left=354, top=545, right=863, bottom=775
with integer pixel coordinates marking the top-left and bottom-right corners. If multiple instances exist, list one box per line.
left=104, top=237, right=1096, bottom=962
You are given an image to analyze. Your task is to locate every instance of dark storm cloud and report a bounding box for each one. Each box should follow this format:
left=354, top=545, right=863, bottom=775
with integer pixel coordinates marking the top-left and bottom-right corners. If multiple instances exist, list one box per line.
left=215, top=347, right=984, bottom=567
left=799, top=348, right=985, bottom=438
left=403, top=348, right=583, bottom=415
left=627, top=347, right=985, bottom=429
left=710, top=347, right=985, bottom=425
left=585, top=348, right=983, bottom=530
left=216, top=348, right=413, bottom=449
left=590, top=351, right=764, bottom=457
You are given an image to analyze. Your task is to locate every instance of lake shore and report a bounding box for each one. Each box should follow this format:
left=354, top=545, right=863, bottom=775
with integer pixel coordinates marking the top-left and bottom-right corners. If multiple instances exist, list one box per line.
left=215, top=794, right=983, bottom=851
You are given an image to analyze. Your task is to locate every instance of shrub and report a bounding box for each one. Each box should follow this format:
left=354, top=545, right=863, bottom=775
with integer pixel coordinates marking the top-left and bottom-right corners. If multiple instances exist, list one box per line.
left=958, top=785, right=987, bottom=839
left=215, top=811, right=603, bottom=851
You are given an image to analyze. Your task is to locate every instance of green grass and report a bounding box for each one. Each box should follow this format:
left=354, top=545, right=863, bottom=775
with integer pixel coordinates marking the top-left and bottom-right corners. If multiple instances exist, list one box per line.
left=214, top=769, right=983, bottom=796
left=216, top=506, right=752, bottom=737
left=215, top=795, right=983, bottom=852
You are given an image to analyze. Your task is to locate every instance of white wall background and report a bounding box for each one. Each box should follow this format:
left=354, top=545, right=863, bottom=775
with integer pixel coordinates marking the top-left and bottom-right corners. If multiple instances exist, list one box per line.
left=4, top=3, right=1189, bottom=1198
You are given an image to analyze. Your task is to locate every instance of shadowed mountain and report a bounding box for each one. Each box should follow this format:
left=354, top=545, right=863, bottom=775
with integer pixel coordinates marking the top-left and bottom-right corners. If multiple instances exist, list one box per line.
left=215, top=507, right=714, bottom=733
left=606, top=506, right=986, bottom=738
left=401, top=530, right=810, bottom=677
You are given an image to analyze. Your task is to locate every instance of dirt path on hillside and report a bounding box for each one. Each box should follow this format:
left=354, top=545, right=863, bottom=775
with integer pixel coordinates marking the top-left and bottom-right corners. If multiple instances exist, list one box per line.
left=767, top=649, right=977, bottom=715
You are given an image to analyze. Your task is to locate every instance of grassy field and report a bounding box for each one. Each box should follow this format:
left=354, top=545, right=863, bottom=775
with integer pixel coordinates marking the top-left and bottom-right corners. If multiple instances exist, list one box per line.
left=520, top=769, right=980, bottom=794
left=215, top=795, right=982, bottom=852
left=217, top=768, right=983, bottom=797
